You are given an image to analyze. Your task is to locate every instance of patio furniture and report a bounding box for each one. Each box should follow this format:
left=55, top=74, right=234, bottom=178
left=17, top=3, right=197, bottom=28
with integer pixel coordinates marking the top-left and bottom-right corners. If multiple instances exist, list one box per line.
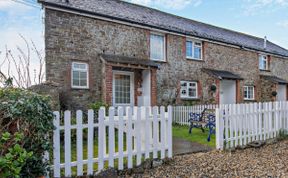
left=188, top=108, right=216, bottom=142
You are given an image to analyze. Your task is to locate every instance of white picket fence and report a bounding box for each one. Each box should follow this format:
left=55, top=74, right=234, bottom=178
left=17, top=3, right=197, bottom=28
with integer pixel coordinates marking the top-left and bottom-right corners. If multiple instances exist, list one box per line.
left=173, top=104, right=219, bottom=125
left=216, top=101, right=288, bottom=150
left=52, top=106, right=173, bottom=177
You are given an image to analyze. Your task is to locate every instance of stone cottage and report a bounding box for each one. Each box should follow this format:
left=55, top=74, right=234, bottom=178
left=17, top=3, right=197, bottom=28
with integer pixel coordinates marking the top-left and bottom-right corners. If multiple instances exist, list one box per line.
left=39, top=0, right=288, bottom=110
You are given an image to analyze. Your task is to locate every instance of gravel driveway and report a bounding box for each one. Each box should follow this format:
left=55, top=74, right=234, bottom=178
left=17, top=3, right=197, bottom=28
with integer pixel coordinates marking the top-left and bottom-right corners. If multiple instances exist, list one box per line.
left=130, top=139, right=288, bottom=177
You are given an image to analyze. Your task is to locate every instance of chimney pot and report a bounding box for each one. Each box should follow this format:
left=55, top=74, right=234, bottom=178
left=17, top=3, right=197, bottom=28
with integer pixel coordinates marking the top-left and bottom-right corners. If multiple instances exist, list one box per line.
left=264, top=36, right=267, bottom=49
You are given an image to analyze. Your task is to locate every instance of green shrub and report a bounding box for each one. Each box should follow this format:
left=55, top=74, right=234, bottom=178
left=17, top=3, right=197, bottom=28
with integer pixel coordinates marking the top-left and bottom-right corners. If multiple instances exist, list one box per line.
left=89, top=101, right=109, bottom=117
left=0, top=132, right=33, bottom=178
left=0, top=88, right=54, bottom=177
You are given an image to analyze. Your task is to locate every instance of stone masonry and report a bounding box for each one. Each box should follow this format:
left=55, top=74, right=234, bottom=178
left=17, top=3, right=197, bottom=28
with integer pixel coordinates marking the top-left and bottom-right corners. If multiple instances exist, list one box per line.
left=45, top=9, right=288, bottom=110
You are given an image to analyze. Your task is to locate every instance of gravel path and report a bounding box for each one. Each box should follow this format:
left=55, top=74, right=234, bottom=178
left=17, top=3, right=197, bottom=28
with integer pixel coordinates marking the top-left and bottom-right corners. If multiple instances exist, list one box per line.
left=130, top=140, right=288, bottom=177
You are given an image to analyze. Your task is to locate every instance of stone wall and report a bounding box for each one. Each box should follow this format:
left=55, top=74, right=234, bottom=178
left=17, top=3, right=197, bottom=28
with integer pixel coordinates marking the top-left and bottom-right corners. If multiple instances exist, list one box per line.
left=260, top=77, right=277, bottom=102
left=158, top=36, right=261, bottom=105
left=45, top=9, right=288, bottom=109
left=45, top=9, right=149, bottom=109
left=28, top=82, right=60, bottom=111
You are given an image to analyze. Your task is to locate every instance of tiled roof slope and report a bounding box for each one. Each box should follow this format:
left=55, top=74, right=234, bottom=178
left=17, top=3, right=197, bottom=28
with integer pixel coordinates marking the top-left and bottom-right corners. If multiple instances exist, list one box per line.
left=39, top=0, right=288, bottom=57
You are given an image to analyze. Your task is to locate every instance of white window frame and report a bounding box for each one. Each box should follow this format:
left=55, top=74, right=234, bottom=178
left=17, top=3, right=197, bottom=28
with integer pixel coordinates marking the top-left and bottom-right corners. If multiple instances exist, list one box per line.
left=71, top=62, right=89, bottom=89
left=180, top=81, right=198, bottom=99
left=259, top=54, right=268, bottom=70
left=150, top=32, right=166, bottom=62
left=112, top=71, right=134, bottom=107
left=244, top=86, right=255, bottom=100
left=186, top=39, right=203, bottom=60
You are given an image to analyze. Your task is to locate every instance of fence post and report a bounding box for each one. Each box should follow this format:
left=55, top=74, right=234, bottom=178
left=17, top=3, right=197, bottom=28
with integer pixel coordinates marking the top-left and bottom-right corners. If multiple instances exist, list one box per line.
left=108, top=107, right=115, bottom=168
left=76, top=110, right=83, bottom=176
left=216, top=108, right=223, bottom=150
left=167, top=106, right=173, bottom=158
left=98, top=108, right=105, bottom=171
left=53, top=111, right=60, bottom=178
left=64, top=111, right=72, bottom=177
left=87, top=110, right=94, bottom=175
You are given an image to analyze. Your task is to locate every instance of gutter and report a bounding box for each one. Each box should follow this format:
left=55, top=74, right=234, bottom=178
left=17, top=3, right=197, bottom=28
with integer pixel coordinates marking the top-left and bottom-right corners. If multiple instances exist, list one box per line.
left=40, top=1, right=288, bottom=59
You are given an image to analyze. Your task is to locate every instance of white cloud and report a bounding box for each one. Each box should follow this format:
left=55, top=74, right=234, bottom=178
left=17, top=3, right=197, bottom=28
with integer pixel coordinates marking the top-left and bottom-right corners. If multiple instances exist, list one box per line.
left=277, top=20, right=288, bottom=28
left=242, top=0, right=288, bottom=15
left=0, top=0, right=14, bottom=9
left=126, top=0, right=202, bottom=10
left=0, top=0, right=32, bottom=12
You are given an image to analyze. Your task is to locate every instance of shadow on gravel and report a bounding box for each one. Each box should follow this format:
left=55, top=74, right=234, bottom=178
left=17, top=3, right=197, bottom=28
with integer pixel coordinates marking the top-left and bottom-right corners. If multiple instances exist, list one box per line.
left=173, top=137, right=213, bottom=155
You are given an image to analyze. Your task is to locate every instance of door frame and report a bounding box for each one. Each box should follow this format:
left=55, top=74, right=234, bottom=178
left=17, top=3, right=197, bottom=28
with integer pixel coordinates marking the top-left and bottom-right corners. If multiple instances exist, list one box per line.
left=112, top=70, right=135, bottom=107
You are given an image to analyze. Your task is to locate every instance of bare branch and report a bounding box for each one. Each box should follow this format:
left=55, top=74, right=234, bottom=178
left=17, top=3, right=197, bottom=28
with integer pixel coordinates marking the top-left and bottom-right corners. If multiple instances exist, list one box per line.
left=0, top=34, right=45, bottom=88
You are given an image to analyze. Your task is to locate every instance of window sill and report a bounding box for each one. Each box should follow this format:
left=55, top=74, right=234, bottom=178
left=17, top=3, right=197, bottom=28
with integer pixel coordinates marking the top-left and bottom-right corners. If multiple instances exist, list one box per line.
left=186, top=57, right=204, bottom=62
left=181, top=97, right=200, bottom=101
left=244, top=99, right=256, bottom=102
left=259, top=69, right=270, bottom=72
left=150, top=58, right=167, bottom=63
left=71, top=87, right=90, bottom=90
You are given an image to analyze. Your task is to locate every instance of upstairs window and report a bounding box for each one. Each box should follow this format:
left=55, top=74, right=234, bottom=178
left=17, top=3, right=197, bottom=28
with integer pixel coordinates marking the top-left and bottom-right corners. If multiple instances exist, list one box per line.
left=244, top=86, right=255, bottom=100
left=72, top=62, right=89, bottom=89
left=186, top=39, right=202, bottom=60
left=180, top=81, right=198, bottom=99
left=150, top=33, right=166, bottom=62
left=259, top=55, right=268, bottom=70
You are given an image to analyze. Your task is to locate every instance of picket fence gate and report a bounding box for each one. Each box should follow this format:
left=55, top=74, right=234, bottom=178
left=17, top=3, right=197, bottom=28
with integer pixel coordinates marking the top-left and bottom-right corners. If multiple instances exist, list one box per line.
left=173, top=104, right=219, bottom=125
left=51, top=106, right=172, bottom=177
left=216, top=101, right=288, bottom=150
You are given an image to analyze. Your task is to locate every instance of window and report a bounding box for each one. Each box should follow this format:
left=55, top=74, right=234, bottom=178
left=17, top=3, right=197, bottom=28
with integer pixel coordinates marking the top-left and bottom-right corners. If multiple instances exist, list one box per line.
left=186, top=40, right=202, bottom=60
left=150, top=33, right=165, bottom=61
left=113, top=72, right=133, bottom=105
left=244, top=86, right=255, bottom=100
left=259, top=55, right=268, bottom=70
left=71, top=62, right=89, bottom=89
left=180, top=81, right=198, bottom=99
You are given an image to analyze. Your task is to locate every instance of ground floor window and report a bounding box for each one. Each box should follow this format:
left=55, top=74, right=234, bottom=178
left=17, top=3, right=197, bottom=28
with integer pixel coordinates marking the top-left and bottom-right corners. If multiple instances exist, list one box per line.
left=244, top=86, right=255, bottom=100
left=180, top=81, right=198, bottom=99
left=113, top=71, right=134, bottom=106
left=71, top=62, right=89, bottom=89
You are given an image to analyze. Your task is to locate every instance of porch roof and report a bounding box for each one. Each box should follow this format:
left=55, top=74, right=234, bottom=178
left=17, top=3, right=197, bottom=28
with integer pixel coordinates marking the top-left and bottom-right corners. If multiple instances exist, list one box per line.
left=100, top=54, right=159, bottom=69
left=260, top=75, right=288, bottom=84
left=202, top=68, right=243, bottom=80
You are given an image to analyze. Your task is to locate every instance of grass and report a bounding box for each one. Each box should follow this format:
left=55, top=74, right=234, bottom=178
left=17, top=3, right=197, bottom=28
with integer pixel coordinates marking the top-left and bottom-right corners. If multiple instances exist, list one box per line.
left=172, top=124, right=216, bottom=148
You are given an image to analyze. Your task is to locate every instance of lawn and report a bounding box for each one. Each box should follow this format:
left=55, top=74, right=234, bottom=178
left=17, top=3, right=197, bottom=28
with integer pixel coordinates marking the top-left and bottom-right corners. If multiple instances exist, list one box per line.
left=172, top=124, right=216, bottom=148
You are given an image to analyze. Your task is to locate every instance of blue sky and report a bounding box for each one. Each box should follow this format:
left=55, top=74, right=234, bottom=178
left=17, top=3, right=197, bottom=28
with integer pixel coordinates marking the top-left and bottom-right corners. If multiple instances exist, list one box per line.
left=0, top=0, right=288, bottom=62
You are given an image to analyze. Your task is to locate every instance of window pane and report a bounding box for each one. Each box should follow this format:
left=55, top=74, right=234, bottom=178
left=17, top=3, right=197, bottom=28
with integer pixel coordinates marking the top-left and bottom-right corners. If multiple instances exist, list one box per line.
left=73, top=63, right=86, bottom=70
left=244, top=88, right=248, bottom=98
left=114, top=74, right=131, bottom=104
left=80, top=79, right=87, bottom=86
left=72, top=71, right=80, bottom=86
left=194, top=46, right=201, bottom=59
left=188, top=88, right=196, bottom=97
left=186, top=41, right=193, bottom=57
left=181, top=89, right=187, bottom=97
left=80, top=72, right=87, bottom=79
left=150, top=34, right=164, bottom=61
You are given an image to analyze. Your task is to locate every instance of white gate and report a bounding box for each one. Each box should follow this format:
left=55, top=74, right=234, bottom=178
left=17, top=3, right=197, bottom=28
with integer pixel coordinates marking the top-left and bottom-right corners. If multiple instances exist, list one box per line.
left=51, top=106, right=173, bottom=177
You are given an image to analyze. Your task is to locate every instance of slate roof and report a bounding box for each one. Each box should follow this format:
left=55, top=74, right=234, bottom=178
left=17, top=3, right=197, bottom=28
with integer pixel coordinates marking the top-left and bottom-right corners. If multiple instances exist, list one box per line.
left=260, top=75, right=288, bottom=84
left=39, top=0, right=288, bottom=58
left=100, top=54, right=159, bottom=68
left=202, top=68, right=243, bottom=80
